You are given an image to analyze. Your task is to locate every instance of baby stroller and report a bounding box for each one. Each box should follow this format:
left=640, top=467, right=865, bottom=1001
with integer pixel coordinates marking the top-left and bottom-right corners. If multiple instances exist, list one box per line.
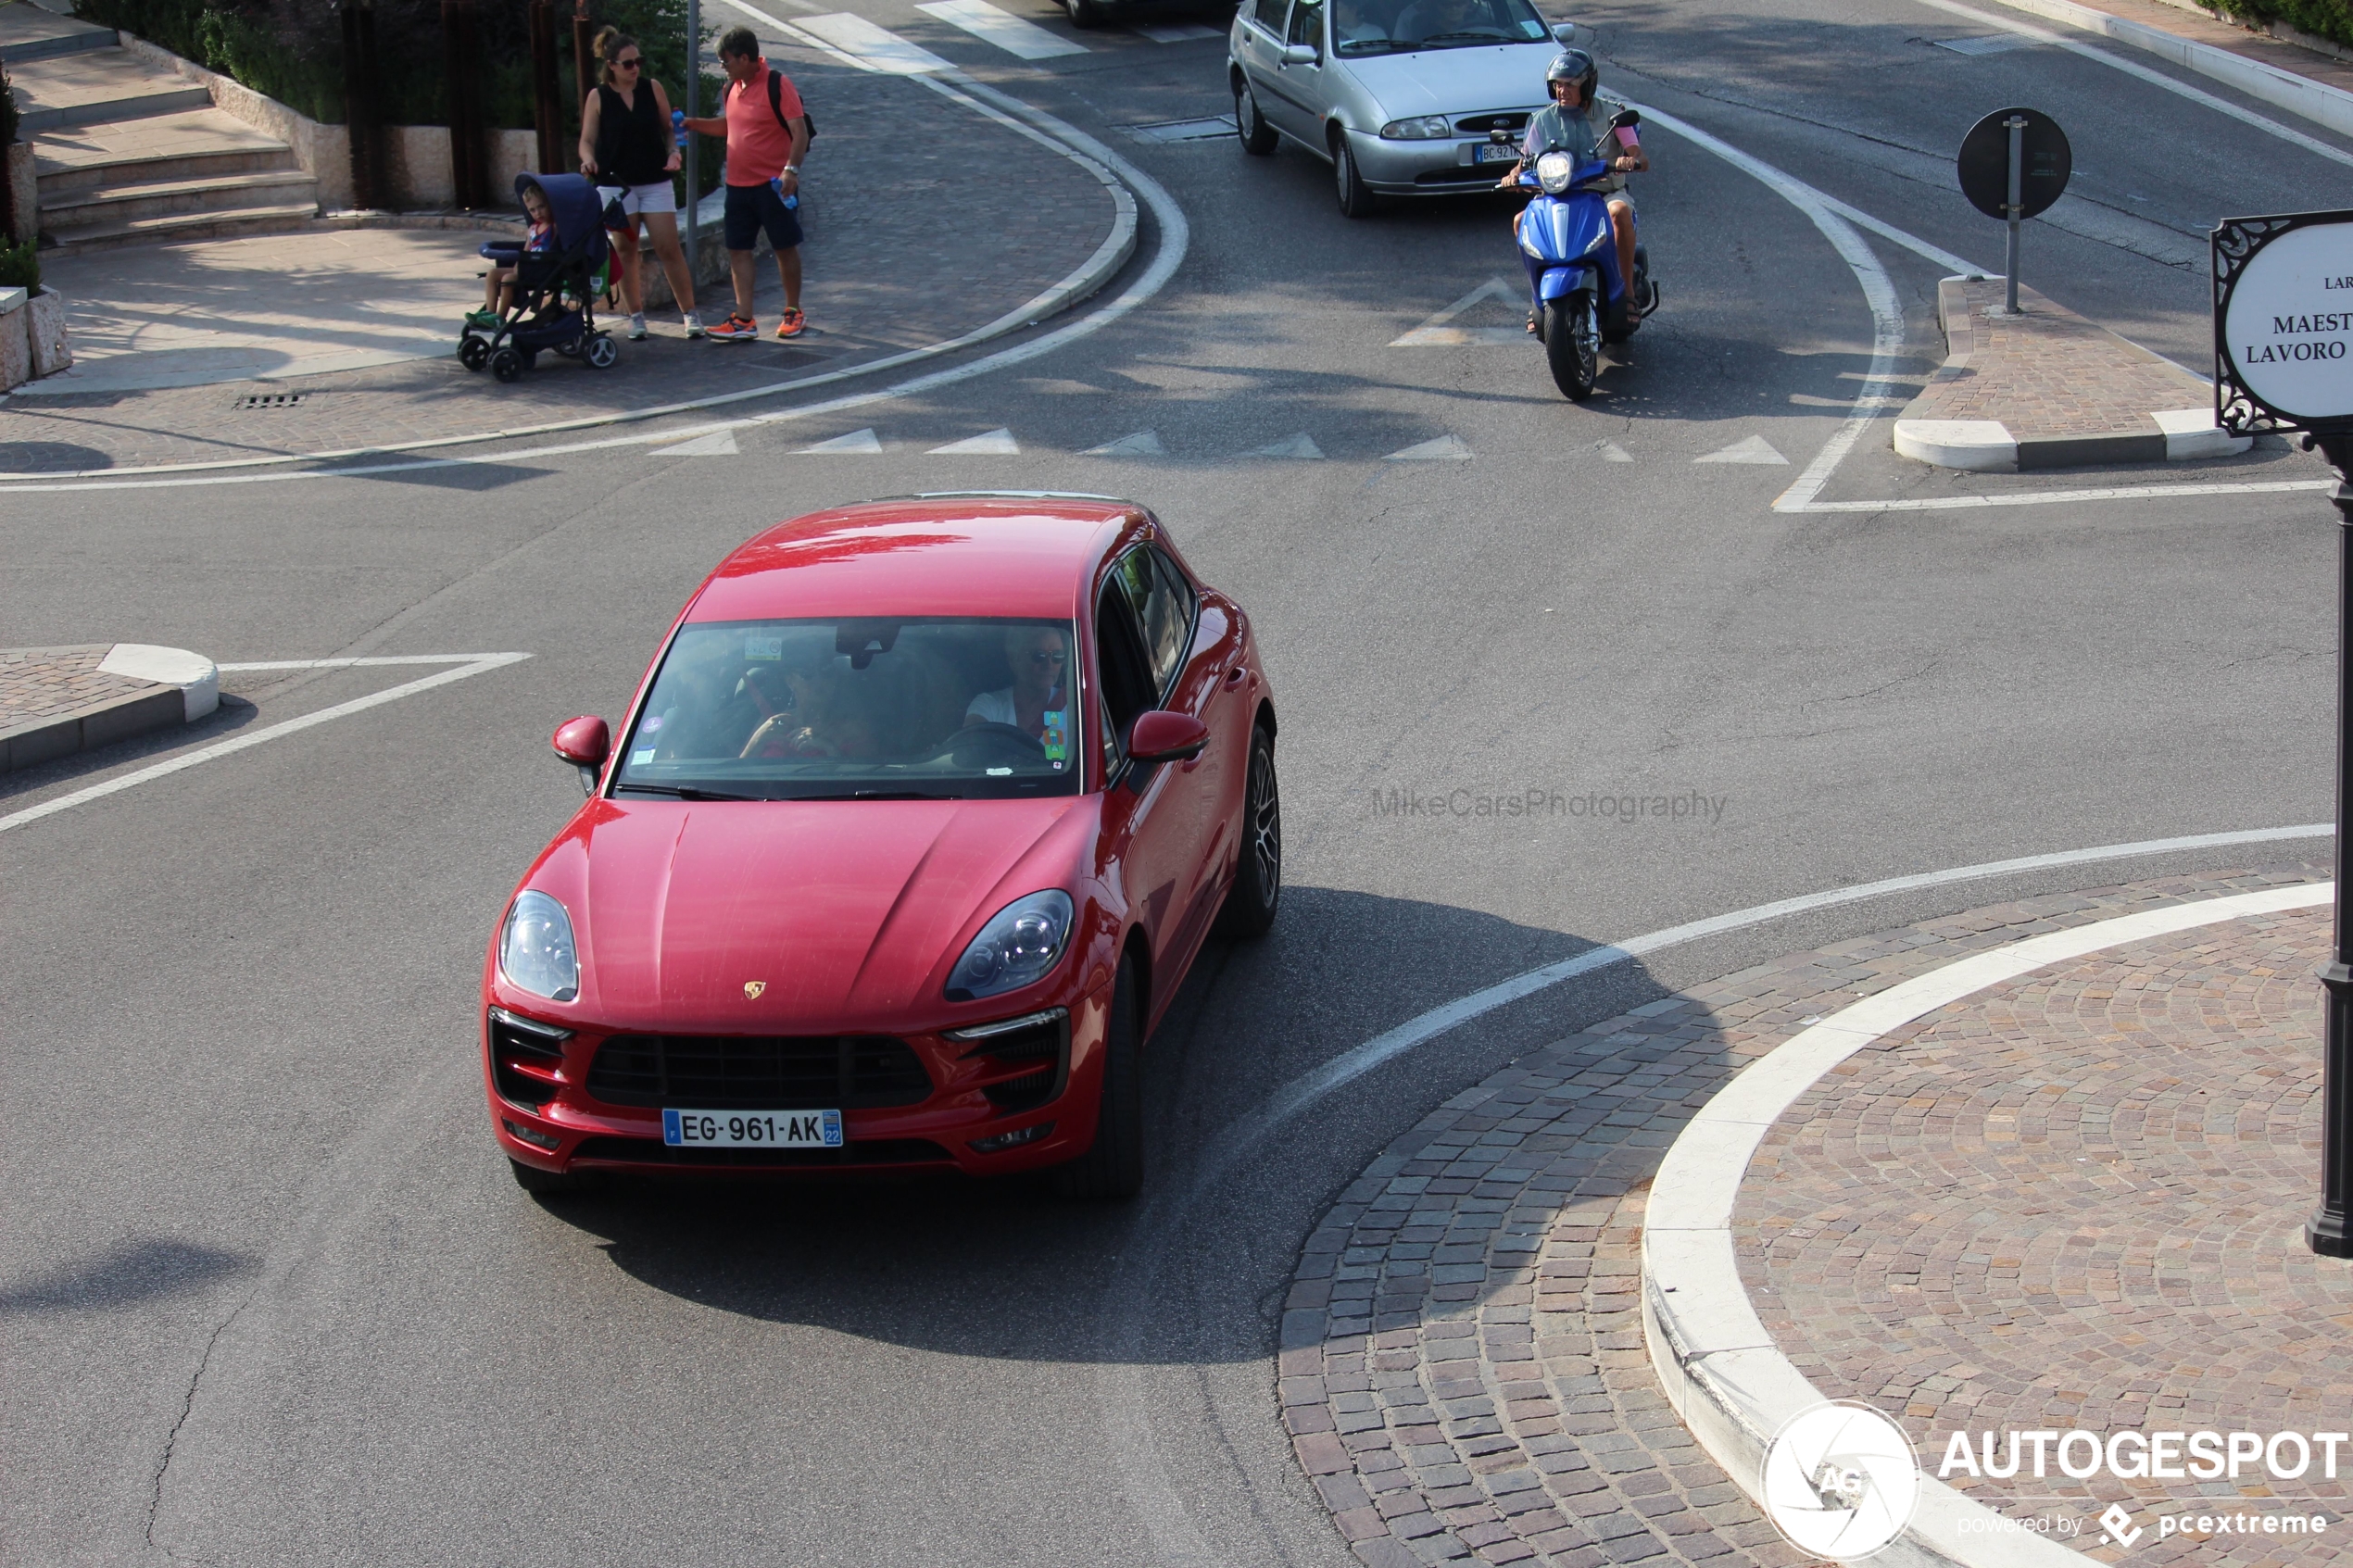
left=459, top=173, right=620, bottom=383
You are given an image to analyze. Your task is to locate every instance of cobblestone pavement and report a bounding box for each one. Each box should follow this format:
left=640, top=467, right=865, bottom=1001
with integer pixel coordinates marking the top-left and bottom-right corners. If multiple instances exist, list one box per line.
left=1742, top=902, right=2353, bottom=1565
left=2064, top=0, right=2353, bottom=98
left=0, top=52, right=1125, bottom=475
left=1898, top=278, right=2213, bottom=440
left=0, top=646, right=152, bottom=728
left=1277, top=864, right=2327, bottom=1568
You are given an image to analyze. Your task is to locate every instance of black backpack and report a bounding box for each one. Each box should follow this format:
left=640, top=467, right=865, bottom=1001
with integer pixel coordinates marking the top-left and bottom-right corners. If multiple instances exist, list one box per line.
left=762, top=68, right=813, bottom=144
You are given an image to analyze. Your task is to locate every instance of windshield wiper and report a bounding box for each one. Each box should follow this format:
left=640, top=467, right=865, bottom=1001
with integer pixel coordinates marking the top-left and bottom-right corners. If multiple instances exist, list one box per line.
left=1418, top=29, right=1508, bottom=40
left=789, top=790, right=964, bottom=801
left=614, top=783, right=767, bottom=802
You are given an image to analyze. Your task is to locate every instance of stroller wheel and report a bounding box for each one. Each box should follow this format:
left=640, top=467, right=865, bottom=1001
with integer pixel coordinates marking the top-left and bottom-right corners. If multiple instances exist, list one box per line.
left=459, top=336, right=490, bottom=371
left=489, top=345, right=525, bottom=383
left=585, top=333, right=619, bottom=370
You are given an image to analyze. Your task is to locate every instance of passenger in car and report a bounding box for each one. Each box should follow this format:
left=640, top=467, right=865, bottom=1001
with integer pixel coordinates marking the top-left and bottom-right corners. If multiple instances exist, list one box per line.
left=963, top=625, right=1072, bottom=742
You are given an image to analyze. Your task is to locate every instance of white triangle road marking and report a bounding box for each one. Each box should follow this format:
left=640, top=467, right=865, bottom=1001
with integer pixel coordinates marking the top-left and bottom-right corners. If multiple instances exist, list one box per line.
left=1386, top=434, right=1473, bottom=461
left=652, top=430, right=739, bottom=457
left=1390, top=279, right=1525, bottom=346
left=1133, top=21, right=1225, bottom=42
left=789, top=13, right=954, bottom=73
left=927, top=428, right=1020, bottom=455
left=1250, top=433, right=1323, bottom=459
left=1084, top=430, right=1165, bottom=457
left=1596, top=440, right=1633, bottom=462
left=915, top=0, right=1088, bottom=59
left=1695, top=434, right=1789, bottom=465
left=796, top=428, right=883, bottom=453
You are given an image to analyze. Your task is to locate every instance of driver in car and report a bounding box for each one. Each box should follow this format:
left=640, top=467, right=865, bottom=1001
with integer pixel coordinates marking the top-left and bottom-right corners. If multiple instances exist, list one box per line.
left=1391, top=0, right=1492, bottom=44
left=963, top=624, right=1073, bottom=769
left=1497, top=49, right=1646, bottom=332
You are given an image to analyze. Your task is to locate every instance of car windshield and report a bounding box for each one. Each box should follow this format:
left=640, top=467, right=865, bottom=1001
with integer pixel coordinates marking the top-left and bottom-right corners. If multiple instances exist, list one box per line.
left=1332, top=0, right=1548, bottom=55
left=611, top=618, right=1083, bottom=801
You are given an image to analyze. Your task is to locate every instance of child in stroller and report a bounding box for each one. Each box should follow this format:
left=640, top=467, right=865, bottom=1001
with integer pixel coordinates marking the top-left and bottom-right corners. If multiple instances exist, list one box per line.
left=459, top=173, right=622, bottom=383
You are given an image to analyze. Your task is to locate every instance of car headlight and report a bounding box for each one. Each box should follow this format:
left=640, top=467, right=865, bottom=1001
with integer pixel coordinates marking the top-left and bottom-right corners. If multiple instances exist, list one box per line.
left=500, top=890, right=579, bottom=1002
left=947, top=891, right=1074, bottom=1001
left=1379, top=115, right=1453, bottom=140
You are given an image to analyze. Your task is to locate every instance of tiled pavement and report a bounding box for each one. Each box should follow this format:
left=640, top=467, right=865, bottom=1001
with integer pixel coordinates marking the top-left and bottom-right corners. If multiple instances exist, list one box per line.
left=0, top=645, right=154, bottom=729
left=1742, top=901, right=2353, bottom=1565
left=1277, top=864, right=2331, bottom=1568
left=0, top=51, right=1126, bottom=474
left=1906, top=279, right=2211, bottom=438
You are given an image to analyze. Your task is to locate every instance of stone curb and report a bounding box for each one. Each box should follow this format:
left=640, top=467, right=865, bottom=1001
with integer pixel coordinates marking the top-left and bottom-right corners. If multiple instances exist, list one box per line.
left=1641, top=881, right=2328, bottom=1568
left=0, top=644, right=220, bottom=774
left=1892, top=278, right=2249, bottom=473
left=1987, top=0, right=2353, bottom=140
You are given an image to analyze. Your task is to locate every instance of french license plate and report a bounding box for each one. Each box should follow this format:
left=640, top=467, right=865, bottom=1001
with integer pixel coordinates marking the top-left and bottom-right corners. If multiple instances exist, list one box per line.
left=1476, top=142, right=1518, bottom=164
left=662, top=1108, right=843, bottom=1148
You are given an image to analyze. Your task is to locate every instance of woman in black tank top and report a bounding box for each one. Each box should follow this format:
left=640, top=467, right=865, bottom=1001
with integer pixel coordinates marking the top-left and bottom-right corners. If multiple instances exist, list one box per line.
left=578, top=28, right=700, bottom=338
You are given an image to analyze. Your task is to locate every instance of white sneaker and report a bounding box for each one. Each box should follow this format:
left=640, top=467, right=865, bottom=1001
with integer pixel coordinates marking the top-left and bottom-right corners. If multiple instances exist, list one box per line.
left=627, top=313, right=648, bottom=341
left=682, top=310, right=704, bottom=340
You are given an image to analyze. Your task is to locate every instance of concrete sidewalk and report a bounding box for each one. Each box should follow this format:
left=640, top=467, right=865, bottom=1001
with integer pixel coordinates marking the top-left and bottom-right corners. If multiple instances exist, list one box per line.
left=1894, top=278, right=2247, bottom=471
left=0, top=43, right=1135, bottom=474
left=1, top=643, right=218, bottom=773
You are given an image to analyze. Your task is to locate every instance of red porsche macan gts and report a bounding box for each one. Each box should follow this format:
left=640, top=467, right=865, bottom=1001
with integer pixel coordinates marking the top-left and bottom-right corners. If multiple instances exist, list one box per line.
left=483, top=494, right=1279, bottom=1199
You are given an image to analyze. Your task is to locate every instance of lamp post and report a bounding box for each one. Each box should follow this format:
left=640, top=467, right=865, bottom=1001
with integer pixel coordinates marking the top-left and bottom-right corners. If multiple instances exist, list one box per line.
left=2308, top=436, right=2353, bottom=1259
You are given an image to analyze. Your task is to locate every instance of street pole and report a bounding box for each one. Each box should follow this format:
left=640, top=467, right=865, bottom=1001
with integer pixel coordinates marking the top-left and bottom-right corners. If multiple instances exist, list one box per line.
left=2311, top=443, right=2353, bottom=1259
left=684, top=0, right=700, bottom=282
left=2004, top=114, right=2024, bottom=315
left=529, top=0, right=561, bottom=174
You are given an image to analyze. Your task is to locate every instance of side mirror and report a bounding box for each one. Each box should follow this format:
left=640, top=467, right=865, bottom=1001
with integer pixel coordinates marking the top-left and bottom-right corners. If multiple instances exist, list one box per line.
left=1280, top=42, right=1318, bottom=64
left=1552, top=20, right=1580, bottom=43
left=553, top=715, right=610, bottom=796
left=1127, top=710, right=1210, bottom=765
left=1609, top=107, right=1641, bottom=130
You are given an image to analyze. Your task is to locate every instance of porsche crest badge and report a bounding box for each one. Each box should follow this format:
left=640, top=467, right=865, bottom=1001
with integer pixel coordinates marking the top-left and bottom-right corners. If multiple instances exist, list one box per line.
left=743, top=981, right=766, bottom=999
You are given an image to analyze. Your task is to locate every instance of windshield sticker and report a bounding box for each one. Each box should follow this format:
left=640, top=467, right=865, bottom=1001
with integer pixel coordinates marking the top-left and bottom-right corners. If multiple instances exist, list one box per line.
left=1042, top=709, right=1070, bottom=769
left=745, top=633, right=784, bottom=660
left=641, top=714, right=662, bottom=731
left=630, top=747, right=657, bottom=765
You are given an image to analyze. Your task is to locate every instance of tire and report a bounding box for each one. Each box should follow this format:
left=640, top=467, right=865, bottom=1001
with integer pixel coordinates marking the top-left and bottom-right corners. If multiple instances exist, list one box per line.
left=1057, top=957, right=1144, bottom=1200
left=489, top=346, right=524, bottom=383
left=1235, top=79, right=1278, bottom=156
left=1544, top=292, right=1599, bottom=402
left=1332, top=132, right=1377, bottom=219
left=509, top=1156, right=587, bottom=1198
left=1214, top=725, right=1280, bottom=938
left=1063, top=0, right=1103, bottom=28
left=459, top=335, right=490, bottom=371
left=585, top=333, right=619, bottom=370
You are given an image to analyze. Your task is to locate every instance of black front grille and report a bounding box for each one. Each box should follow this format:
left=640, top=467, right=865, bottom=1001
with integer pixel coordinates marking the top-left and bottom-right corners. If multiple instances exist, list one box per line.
left=1454, top=112, right=1530, bottom=134
left=572, top=1135, right=952, bottom=1168
left=964, top=1015, right=1068, bottom=1114
left=585, top=1034, right=931, bottom=1109
left=488, top=1009, right=572, bottom=1109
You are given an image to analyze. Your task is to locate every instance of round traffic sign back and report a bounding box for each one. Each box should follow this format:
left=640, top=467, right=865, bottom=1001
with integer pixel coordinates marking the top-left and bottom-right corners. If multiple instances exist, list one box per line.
left=1957, top=107, right=2071, bottom=220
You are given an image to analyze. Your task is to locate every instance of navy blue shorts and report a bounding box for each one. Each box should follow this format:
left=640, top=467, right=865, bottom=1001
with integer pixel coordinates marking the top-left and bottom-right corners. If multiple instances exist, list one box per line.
left=723, top=182, right=803, bottom=253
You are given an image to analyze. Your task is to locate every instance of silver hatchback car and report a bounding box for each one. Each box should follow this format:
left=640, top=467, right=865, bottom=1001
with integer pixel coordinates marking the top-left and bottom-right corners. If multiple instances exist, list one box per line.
left=1227, top=0, right=1578, bottom=216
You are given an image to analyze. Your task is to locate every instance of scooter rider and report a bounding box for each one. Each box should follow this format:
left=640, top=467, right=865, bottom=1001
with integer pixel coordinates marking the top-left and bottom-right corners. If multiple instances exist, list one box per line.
left=1498, top=50, right=1647, bottom=331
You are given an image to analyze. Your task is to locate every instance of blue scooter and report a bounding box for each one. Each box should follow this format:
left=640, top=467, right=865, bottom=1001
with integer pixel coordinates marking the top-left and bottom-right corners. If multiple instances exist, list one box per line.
left=1510, top=109, right=1659, bottom=402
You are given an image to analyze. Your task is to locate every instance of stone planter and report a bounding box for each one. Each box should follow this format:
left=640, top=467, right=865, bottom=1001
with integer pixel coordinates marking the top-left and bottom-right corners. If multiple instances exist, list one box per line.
left=6, top=143, right=35, bottom=245
left=28, top=286, right=70, bottom=378
left=0, top=287, right=31, bottom=391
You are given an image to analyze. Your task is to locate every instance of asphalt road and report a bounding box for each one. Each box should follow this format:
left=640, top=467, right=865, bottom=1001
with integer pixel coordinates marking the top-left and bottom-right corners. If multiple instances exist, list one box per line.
left=2, top=0, right=2344, bottom=1562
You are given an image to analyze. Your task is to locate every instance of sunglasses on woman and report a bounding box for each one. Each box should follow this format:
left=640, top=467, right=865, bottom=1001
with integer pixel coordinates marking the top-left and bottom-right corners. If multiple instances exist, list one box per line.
left=616, top=56, right=642, bottom=69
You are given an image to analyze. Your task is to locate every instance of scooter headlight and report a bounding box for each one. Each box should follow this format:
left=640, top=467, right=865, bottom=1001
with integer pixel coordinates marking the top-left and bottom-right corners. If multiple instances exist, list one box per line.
left=1535, top=151, right=1576, bottom=194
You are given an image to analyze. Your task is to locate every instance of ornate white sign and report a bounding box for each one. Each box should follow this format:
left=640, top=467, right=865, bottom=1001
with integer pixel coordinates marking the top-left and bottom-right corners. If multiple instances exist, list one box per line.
left=2215, top=210, right=2353, bottom=433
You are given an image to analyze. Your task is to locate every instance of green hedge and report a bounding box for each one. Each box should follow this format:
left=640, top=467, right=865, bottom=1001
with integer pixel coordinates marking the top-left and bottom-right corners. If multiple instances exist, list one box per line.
left=2201, top=0, right=2353, bottom=50
left=69, top=0, right=708, bottom=132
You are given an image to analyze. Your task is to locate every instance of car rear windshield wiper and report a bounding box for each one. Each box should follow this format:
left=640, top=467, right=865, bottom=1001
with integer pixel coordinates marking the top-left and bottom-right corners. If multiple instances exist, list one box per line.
left=614, top=783, right=767, bottom=802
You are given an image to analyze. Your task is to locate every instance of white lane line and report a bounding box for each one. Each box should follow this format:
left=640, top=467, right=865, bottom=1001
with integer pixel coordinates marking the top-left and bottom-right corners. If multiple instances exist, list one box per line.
left=917, top=0, right=1088, bottom=58
left=1924, top=0, right=2353, bottom=169
left=1389, top=278, right=1525, bottom=346
left=1796, top=477, right=2334, bottom=510
left=1091, top=822, right=2333, bottom=1568
left=790, top=11, right=955, bottom=71
left=214, top=656, right=510, bottom=671
left=1642, top=880, right=2330, bottom=1563
left=0, top=654, right=531, bottom=837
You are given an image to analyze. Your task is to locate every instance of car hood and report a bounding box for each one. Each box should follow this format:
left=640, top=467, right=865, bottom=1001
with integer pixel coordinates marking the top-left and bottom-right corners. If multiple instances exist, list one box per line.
left=568, top=797, right=1086, bottom=1031
left=1340, top=43, right=1552, bottom=119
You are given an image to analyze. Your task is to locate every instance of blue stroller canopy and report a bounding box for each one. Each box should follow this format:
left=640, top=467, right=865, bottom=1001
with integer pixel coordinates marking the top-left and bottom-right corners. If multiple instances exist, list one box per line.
left=516, top=172, right=610, bottom=265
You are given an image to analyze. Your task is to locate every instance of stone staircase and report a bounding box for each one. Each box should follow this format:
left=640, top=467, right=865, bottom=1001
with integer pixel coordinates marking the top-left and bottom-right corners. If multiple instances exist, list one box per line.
left=2, top=3, right=319, bottom=251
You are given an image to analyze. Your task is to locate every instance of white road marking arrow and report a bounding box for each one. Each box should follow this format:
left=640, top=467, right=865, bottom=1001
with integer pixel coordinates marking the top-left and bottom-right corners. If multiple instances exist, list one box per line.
left=927, top=428, right=1020, bottom=455
left=1249, top=433, right=1324, bottom=459
left=797, top=428, right=884, bottom=453
left=1389, top=279, right=1526, bottom=346
left=1085, top=430, right=1165, bottom=456
left=652, top=430, right=739, bottom=457
left=1386, top=434, right=1473, bottom=461
left=1595, top=440, right=1634, bottom=462
left=1695, top=434, right=1789, bottom=465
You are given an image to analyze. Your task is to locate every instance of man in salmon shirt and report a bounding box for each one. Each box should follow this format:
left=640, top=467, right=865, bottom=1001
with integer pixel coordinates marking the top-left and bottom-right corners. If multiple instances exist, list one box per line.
left=680, top=26, right=811, bottom=341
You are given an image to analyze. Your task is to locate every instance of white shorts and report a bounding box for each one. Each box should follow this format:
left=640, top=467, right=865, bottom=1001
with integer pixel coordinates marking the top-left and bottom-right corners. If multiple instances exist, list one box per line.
left=597, top=181, right=677, bottom=220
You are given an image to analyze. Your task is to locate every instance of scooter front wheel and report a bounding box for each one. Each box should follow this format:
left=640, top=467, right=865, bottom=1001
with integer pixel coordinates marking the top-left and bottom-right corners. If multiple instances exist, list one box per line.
left=1544, top=293, right=1600, bottom=402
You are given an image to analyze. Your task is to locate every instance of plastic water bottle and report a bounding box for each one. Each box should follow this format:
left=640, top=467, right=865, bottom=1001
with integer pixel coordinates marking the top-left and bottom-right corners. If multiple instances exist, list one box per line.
left=769, top=174, right=799, bottom=211
left=671, top=107, right=687, bottom=150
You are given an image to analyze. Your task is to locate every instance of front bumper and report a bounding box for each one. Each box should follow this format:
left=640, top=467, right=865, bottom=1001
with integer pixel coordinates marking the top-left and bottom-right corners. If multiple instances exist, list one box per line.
left=485, top=985, right=1111, bottom=1178
left=1345, top=127, right=1522, bottom=194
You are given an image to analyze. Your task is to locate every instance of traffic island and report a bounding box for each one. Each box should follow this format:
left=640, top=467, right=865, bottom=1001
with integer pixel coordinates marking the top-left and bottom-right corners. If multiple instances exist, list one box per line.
left=1277, top=865, right=2341, bottom=1568
left=1893, top=277, right=2249, bottom=472
left=1, top=643, right=219, bottom=772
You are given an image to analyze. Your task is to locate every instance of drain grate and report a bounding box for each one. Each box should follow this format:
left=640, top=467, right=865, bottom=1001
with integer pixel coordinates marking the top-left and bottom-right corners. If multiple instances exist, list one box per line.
left=1120, top=116, right=1238, bottom=144
left=235, top=392, right=307, bottom=410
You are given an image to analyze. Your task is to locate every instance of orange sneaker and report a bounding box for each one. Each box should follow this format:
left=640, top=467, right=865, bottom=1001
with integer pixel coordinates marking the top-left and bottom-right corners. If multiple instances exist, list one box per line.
left=774, top=307, right=807, bottom=340
left=706, top=314, right=758, bottom=342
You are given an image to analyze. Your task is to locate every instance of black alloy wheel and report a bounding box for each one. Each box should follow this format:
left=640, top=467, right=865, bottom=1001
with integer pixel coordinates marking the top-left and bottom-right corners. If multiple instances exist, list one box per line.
left=1332, top=132, right=1377, bottom=218
left=1057, top=956, right=1145, bottom=1199
left=1236, top=81, right=1278, bottom=156
left=1544, top=292, right=1599, bottom=401
left=1214, top=726, right=1280, bottom=937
